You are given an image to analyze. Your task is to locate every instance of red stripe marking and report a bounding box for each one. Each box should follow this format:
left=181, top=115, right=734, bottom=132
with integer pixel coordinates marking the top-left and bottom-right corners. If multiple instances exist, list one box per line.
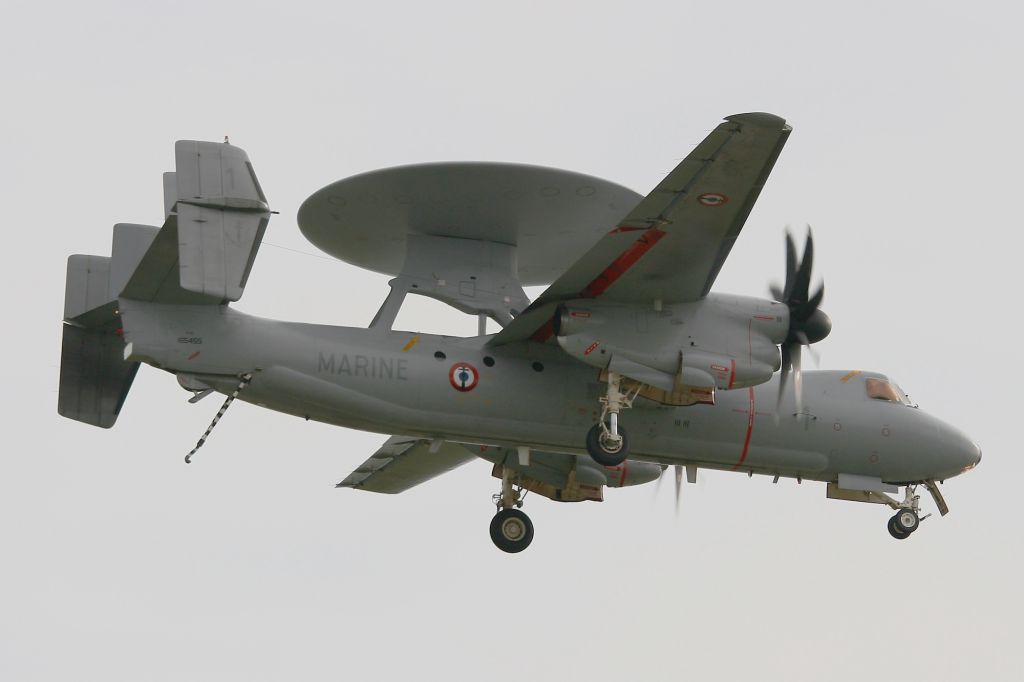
left=731, top=387, right=756, bottom=470
left=580, top=227, right=667, bottom=298
left=753, top=315, right=775, bottom=321
left=728, top=359, right=736, bottom=389
left=608, top=225, right=647, bottom=234
left=619, top=460, right=628, bottom=487
left=187, top=351, right=201, bottom=360
left=530, top=319, right=554, bottom=343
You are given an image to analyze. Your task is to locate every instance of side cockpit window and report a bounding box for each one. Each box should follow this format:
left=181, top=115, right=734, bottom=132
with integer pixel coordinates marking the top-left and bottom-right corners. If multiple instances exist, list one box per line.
left=865, top=378, right=910, bottom=405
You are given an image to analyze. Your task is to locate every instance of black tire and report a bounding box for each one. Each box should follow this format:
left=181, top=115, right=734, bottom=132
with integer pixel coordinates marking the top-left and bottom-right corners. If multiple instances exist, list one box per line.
left=888, top=512, right=913, bottom=540
left=489, top=508, right=534, bottom=553
left=887, top=516, right=910, bottom=540
left=893, top=509, right=920, bottom=534
left=586, top=423, right=629, bottom=466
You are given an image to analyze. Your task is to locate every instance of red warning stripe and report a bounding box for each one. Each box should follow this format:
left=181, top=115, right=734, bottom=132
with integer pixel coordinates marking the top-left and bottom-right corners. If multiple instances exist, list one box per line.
left=528, top=226, right=667, bottom=344
left=731, top=387, right=756, bottom=470
left=580, top=227, right=667, bottom=298
left=530, top=319, right=555, bottom=343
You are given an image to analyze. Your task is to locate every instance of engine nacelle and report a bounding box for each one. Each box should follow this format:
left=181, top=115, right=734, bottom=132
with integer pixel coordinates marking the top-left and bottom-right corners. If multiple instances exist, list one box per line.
left=552, top=306, right=606, bottom=337
left=553, top=295, right=784, bottom=392
left=487, top=453, right=663, bottom=503
left=577, top=457, right=662, bottom=488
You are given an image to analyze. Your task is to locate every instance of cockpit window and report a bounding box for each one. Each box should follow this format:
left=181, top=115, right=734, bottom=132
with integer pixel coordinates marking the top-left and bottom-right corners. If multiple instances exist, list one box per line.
left=866, top=378, right=911, bottom=405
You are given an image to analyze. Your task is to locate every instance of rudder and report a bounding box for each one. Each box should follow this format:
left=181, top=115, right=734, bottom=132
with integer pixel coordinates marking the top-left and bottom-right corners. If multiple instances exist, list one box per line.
left=59, top=254, right=139, bottom=428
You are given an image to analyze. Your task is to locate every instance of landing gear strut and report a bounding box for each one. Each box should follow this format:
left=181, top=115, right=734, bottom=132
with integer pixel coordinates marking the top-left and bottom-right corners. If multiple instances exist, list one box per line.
left=586, top=371, right=637, bottom=467
left=489, top=467, right=533, bottom=553
left=886, top=485, right=925, bottom=540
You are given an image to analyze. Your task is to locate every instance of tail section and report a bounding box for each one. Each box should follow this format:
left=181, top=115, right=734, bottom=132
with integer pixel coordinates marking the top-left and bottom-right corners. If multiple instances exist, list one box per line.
left=59, top=140, right=271, bottom=427
left=123, top=140, right=271, bottom=304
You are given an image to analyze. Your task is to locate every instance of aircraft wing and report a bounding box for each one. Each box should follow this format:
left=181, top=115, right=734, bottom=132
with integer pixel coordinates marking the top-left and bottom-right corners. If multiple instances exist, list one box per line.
left=489, top=112, right=791, bottom=346
left=336, top=436, right=477, bottom=493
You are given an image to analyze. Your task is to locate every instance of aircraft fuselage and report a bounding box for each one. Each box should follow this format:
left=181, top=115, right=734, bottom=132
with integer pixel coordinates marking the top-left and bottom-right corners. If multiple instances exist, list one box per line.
left=121, top=302, right=980, bottom=485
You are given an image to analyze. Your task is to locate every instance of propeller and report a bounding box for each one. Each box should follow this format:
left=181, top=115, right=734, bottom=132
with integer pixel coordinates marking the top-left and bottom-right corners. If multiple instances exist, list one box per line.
left=654, top=464, right=686, bottom=516
left=771, top=229, right=832, bottom=415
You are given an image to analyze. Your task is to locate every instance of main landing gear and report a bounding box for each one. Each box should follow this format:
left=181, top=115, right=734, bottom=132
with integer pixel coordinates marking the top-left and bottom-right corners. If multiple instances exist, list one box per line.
left=586, top=371, right=638, bottom=467
left=886, top=485, right=926, bottom=540
left=489, top=467, right=533, bottom=553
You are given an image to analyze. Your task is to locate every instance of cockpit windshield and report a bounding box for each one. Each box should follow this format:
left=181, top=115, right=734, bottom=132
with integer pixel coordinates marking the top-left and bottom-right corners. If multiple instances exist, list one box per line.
left=865, top=378, right=915, bottom=406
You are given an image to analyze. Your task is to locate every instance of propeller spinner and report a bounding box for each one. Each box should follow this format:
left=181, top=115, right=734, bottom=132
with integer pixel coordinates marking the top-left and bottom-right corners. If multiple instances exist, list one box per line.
left=770, top=229, right=832, bottom=414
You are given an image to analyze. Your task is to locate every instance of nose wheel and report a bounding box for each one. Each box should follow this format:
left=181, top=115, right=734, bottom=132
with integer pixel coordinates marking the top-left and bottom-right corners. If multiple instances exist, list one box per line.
left=886, top=485, right=925, bottom=540
left=489, top=465, right=534, bottom=553
left=586, top=371, right=637, bottom=467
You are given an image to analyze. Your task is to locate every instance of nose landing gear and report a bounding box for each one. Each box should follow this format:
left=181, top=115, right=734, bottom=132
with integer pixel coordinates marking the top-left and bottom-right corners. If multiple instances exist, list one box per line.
left=489, top=466, right=533, bottom=553
left=886, top=485, right=927, bottom=540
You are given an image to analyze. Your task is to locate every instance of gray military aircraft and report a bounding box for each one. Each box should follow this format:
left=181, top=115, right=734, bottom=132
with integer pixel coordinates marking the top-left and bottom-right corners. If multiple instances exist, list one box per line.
left=58, top=113, right=981, bottom=552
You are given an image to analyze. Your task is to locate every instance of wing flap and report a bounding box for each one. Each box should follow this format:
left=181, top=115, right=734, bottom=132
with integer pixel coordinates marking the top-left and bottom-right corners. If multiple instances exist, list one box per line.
left=337, top=436, right=477, bottom=494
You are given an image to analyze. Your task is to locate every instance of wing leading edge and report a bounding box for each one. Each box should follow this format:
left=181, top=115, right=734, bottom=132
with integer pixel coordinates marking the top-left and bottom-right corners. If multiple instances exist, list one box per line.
left=489, top=113, right=791, bottom=347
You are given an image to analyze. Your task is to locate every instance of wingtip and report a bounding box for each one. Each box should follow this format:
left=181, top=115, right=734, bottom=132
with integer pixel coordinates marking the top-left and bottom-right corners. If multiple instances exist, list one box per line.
left=725, top=112, right=788, bottom=129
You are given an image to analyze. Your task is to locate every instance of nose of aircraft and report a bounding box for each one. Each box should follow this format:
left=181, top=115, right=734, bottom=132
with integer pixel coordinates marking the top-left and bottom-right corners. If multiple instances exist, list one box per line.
left=945, top=425, right=982, bottom=475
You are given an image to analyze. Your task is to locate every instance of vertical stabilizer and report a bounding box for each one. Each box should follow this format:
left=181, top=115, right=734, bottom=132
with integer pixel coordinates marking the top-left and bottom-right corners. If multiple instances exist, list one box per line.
left=171, top=141, right=270, bottom=301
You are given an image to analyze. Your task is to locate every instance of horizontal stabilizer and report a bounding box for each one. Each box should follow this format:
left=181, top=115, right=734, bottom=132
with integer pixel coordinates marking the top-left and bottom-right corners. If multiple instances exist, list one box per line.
left=337, top=436, right=477, bottom=493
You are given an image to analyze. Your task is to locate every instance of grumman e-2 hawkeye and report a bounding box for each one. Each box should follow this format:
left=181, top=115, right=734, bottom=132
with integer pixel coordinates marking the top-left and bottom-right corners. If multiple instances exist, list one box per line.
left=59, top=113, right=981, bottom=552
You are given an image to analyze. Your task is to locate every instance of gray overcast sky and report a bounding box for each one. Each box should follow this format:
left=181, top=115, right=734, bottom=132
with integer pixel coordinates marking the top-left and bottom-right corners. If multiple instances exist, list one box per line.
left=3, top=1, right=1021, bottom=680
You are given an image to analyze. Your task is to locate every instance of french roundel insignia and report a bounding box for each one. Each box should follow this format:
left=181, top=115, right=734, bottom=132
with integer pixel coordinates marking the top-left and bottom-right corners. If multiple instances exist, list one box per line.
left=697, top=192, right=729, bottom=207
left=449, top=362, right=479, bottom=392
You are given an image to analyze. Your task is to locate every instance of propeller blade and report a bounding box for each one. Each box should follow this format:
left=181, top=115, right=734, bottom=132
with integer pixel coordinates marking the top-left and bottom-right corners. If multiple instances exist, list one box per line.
left=806, top=343, right=821, bottom=367
left=770, top=283, right=784, bottom=301
left=807, top=282, right=825, bottom=311
left=674, top=464, right=683, bottom=515
left=777, top=342, right=792, bottom=413
left=792, top=230, right=814, bottom=303
left=792, top=343, right=803, bottom=416
left=783, top=232, right=797, bottom=300
left=654, top=464, right=666, bottom=496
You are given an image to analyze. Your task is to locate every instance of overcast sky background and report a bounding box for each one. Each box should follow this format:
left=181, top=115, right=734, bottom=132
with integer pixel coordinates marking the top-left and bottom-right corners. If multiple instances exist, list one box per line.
left=2, top=1, right=1021, bottom=680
